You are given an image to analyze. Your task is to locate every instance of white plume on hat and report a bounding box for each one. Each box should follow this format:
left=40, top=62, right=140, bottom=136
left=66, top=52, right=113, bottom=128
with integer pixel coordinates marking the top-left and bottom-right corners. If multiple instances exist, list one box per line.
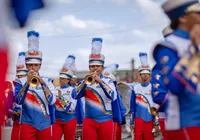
left=103, top=64, right=119, bottom=81
left=104, top=64, right=119, bottom=74
left=89, top=38, right=105, bottom=66
left=27, top=31, right=39, bottom=53
left=91, top=39, right=102, bottom=55
left=59, top=54, right=76, bottom=79
left=138, top=52, right=151, bottom=74
left=139, top=52, right=149, bottom=67
left=16, top=52, right=28, bottom=76
left=62, top=55, right=75, bottom=70
left=16, top=52, right=26, bottom=67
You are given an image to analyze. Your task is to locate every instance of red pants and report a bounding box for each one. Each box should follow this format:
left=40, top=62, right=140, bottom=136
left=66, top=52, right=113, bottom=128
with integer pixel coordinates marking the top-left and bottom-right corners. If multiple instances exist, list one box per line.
left=113, top=123, right=122, bottom=140
left=20, top=123, right=51, bottom=140
left=134, top=117, right=154, bottom=140
left=82, top=118, right=114, bottom=140
left=166, top=127, right=200, bottom=140
left=11, top=121, right=20, bottom=140
left=52, top=118, right=77, bottom=140
left=159, top=119, right=169, bottom=140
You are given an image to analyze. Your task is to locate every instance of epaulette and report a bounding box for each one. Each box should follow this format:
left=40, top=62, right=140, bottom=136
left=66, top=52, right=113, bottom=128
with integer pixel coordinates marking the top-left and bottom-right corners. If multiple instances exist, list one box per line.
left=14, top=78, right=22, bottom=85
left=153, top=41, right=177, bottom=60
left=103, top=76, right=113, bottom=83
left=152, top=64, right=157, bottom=71
left=41, top=76, right=53, bottom=83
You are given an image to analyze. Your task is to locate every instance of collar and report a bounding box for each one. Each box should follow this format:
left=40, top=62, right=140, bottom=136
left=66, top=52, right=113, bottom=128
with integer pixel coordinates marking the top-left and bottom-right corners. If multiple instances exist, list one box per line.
left=173, top=28, right=190, bottom=39
left=100, top=74, right=103, bottom=79
left=140, top=82, right=150, bottom=87
left=60, top=84, right=69, bottom=89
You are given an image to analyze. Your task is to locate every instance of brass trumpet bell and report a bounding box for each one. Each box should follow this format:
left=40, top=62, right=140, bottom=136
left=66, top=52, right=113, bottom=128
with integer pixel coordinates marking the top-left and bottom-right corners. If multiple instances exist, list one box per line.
left=150, top=107, right=158, bottom=116
left=29, top=75, right=40, bottom=88
left=84, top=75, right=95, bottom=85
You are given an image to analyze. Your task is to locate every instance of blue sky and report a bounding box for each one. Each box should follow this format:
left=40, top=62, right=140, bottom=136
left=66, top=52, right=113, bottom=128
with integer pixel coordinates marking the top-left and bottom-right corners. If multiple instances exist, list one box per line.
left=7, top=0, right=169, bottom=80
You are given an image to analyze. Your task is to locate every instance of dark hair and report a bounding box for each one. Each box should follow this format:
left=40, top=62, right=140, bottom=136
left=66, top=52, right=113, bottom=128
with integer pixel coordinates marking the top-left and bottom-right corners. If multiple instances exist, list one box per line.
left=170, top=19, right=180, bottom=30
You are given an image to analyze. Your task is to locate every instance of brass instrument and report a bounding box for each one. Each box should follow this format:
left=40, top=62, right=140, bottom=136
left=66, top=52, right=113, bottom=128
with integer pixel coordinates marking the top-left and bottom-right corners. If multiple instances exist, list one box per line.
left=29, top=75, right=40, bottom=88
left=84, top=71, right=98, bottom=85
left=150, top=107, right=158, bottom=116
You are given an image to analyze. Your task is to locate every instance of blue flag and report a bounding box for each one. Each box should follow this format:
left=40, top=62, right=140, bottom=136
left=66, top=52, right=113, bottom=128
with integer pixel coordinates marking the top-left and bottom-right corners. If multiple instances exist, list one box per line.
left=11, top=0, right=44, bottom=27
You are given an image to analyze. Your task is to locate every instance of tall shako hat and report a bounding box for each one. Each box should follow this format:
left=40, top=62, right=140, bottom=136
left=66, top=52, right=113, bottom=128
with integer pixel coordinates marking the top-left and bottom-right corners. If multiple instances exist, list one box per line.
left=89, top=38, right=105, bottom=66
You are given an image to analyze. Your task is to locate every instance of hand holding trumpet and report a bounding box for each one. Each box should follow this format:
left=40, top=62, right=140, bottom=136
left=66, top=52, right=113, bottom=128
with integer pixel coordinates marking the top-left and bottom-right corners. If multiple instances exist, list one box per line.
left=27, top=70, right=44, bottom=87
left=84, top=71, right=102, bottom=85
left=91, top=72, right=102, bottom=84
left=27, top=70, right=36, bottom=81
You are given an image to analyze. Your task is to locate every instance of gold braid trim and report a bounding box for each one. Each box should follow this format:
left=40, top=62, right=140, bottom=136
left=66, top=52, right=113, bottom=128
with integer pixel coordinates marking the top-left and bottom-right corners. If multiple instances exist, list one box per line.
left=58, top=96, right=70, bottom=110
left=29, top=92, right=49, bottom=118
left=76, top=82, right=85, bottom=93
left=18, top=83, right=29, bottom=102
left=86, top=88, right=112, bottom=115
left=43, top=85, right=52, bottom=102
left=101, top=82, right=112, bottom=95
left=136, top=94, right=152, bottom=115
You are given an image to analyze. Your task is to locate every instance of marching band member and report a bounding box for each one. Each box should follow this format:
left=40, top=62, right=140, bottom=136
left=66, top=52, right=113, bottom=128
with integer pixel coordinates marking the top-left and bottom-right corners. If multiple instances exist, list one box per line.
left=52, top=55, right=84, bottom=140
left=70, top=75, right=78, bottom=87
left=151, top=26, right=173, bottom=140
left=103, top=64, right=126, bottom=140
left=153, top=0, right=200, bottom=139
left=14, top=30, right=56, bottom=140
left=72, top=38, right=117, bottom=140
left=11, top=52, right=28, bottom=140
left=130, top=53, right=159, bottom=140
left=15, top=52, right=28, bottom=79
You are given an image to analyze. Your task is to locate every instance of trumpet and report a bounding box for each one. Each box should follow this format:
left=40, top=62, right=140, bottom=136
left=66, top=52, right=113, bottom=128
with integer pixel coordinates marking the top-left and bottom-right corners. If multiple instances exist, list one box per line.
left=29, top=75, right=40, bottom=88
left=150, top=107, right=158, bottom=116
left=84, top=71, right=98, bottom=85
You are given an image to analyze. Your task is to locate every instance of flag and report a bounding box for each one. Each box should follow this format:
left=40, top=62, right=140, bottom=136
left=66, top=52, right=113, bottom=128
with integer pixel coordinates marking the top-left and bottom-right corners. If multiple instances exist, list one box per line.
left=10, top=0, right=45, bottom=27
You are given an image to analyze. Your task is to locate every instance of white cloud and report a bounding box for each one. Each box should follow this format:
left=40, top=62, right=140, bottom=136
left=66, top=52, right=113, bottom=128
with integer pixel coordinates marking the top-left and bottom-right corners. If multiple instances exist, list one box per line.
left=31, top=15, right=113, bottom=36
left=57, top=0, right=73, bottom=4
left=56, top=15, right=112, bottom=30
left=135, top=0, right=169, bottom=24
left=33, top=20, right=64, bottom=36
left=132, top=29, right=160, bottom=41
left=57, top=15, right=87, bottom=29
